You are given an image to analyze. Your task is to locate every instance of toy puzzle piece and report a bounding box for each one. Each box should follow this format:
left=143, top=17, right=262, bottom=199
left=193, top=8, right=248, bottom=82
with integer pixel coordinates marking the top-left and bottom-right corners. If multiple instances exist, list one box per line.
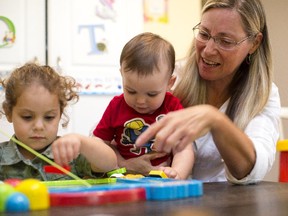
left=48, top=177, right=203, bottom=202
left=43, top=178, right=116, bottom=187
left=117, top=177, right=203, bottom=200
left=45, top=168, right=203, bottom=206
left=44, top=165, right=71, bottom=174
left=107, top=167, right=127, bottom=177
left=50, top=187, right=146, bottom=206
left=148, top=170, right=168, bottom=178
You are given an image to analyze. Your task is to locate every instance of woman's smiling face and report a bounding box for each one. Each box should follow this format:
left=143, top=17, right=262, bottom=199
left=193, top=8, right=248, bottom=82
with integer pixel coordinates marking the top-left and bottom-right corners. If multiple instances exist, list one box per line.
left=196, top=8, right=253, bottom=84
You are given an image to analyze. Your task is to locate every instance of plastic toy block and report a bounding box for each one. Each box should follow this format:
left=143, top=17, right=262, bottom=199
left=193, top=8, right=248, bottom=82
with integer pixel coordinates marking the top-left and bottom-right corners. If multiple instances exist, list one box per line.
left=5, top=192, right=29, bottom=212
left=50, top=188, right=146, bottom=206
left=146, top=180, right=203, bottom=200
left=123, top=174, right=145, bottom=179
left=46, top=175, right=203, bottom=205
left=277, top=140, right=288, bottom=151
left=148, top=170, right=168, bottom=178
left=116, top=177, right=203, bottom=200
left=44, top=165, right=71, bottom=174
left=16, top=179, right=50, bottom=210
left=277, top=140, right=288, bottom=182
left=43, top=178, right=116, bottom=187
left=107, top=167, right=127, bottom=177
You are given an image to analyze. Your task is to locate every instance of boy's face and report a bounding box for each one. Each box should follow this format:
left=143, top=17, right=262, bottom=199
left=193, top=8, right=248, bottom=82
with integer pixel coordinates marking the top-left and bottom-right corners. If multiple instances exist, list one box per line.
left=6, top=83, right=61, bottom=156
left=121, top=60, right=173, bottom=114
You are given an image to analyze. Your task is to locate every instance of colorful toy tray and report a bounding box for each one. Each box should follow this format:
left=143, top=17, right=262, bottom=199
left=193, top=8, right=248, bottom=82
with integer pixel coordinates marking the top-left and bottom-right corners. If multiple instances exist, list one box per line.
left=45, top=177, right=203, bottom=206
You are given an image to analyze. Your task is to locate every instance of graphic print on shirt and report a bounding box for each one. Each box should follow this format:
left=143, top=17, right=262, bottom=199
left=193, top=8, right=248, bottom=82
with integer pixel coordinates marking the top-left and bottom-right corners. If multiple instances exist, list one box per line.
left=121, top=118, right=152, bottom=155
left=121, top=115, right=165, bottom=155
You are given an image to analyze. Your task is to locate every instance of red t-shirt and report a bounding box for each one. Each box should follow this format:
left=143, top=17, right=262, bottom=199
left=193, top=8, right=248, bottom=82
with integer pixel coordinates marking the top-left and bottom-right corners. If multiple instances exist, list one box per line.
left=93, top=92, right=183, bottom=166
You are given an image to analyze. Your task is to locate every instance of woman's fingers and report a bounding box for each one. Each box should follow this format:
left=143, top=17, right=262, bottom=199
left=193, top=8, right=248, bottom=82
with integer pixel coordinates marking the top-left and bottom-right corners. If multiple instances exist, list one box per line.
left=136, top=106, right=214, bottom=153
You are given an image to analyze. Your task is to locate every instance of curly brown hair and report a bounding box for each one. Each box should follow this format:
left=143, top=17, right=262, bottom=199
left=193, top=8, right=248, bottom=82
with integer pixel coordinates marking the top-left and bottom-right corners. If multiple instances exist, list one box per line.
left=0, top=63, right=79, bottom=127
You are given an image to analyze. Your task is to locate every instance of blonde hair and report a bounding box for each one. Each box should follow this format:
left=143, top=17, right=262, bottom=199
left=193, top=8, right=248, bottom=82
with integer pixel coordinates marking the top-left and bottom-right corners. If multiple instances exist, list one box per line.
left=174, top=0, right=272, bottom=130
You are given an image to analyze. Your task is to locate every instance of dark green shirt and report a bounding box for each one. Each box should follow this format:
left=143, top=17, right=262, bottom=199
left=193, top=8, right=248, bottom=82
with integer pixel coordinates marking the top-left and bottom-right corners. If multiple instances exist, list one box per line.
left=0, top=137, right=98, bottom=181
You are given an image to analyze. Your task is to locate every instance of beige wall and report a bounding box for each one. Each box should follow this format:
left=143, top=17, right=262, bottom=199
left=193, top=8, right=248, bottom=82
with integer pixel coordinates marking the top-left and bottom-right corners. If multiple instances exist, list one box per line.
left=144, top=0, right=201, bottom=60
left=261, top=0, right=288, bottom=182
left=263, top=0, right=288, bottom=135
left=264, top=0, right=288, bottom=108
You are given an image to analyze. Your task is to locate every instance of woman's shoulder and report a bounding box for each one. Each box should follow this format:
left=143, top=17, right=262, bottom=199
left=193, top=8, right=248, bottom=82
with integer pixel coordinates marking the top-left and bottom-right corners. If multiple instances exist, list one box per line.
left=271, top=83, right=280, bottom=97
left=267, top=83, right=281, bottom=109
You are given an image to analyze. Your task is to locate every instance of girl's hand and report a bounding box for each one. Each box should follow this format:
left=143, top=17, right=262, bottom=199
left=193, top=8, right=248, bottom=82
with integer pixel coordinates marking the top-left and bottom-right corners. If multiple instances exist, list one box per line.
left=51, top=134, right=81, bottom=166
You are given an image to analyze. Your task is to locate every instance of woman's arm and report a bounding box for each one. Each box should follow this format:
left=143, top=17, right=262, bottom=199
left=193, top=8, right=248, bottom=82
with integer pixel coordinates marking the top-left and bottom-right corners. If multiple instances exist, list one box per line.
left=135, top=105, right=256, bottom=180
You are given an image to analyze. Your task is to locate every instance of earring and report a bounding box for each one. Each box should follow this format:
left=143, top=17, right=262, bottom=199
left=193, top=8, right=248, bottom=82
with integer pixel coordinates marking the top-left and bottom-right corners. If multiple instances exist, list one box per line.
left=246, top=54, right=251, bottom=65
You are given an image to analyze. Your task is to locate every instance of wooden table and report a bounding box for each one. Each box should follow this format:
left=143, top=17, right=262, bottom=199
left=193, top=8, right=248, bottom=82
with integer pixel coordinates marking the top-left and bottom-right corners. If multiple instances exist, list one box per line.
left=4, top=181, right=288, bottom=216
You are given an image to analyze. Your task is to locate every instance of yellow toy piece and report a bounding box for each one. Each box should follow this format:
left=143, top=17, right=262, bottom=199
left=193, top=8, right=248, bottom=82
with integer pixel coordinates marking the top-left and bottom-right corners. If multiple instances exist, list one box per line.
left=123, top=174, right=145, bottom=179
left=16, top=179, right=50, bottom=210
left=149, top=170, right=168, bottom=178
left=277, top=140, right=288, bottom=151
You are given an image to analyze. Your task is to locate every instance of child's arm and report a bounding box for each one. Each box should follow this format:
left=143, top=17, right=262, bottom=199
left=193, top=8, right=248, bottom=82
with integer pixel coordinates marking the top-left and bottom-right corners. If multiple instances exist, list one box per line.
left=117, top=151, right=169, bottom=175
left=102, top=139, right=170, bottom=176
left=51, top=133, right=118, bottom=173
left=160, top=143, right=194, bottom=179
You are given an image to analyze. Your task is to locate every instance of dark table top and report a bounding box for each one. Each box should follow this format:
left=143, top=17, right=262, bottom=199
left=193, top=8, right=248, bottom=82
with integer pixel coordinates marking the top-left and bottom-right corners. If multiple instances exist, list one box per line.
left=2, top=181, right=288, bottom=216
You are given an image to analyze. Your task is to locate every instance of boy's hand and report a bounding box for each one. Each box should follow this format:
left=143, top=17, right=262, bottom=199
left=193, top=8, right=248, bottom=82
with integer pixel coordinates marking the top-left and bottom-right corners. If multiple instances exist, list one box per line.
left=159, top=166, right=181, bottom=179
left=117, top=152, right=169, bottom=176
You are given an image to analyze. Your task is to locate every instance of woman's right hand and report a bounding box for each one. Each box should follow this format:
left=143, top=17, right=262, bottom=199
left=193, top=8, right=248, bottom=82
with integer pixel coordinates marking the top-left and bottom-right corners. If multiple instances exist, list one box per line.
left=135, top=105, right=219, bottom=153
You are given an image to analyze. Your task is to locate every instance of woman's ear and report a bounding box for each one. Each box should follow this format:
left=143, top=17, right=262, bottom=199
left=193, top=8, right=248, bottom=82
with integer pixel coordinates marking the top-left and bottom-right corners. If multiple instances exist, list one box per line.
left=249, top=32, right=263, bottom=54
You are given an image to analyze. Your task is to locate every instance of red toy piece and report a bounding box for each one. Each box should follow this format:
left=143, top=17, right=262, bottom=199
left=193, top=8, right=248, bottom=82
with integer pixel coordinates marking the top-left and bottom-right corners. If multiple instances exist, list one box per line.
left=50, top=188, right=146, bottom=206
left=44, top=165, right=71, bottom=174
left=277, top=140, right=288, bottom=182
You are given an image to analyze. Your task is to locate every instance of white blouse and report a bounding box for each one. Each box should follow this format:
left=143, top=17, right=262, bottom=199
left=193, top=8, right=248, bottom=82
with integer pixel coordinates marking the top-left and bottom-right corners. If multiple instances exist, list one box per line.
left=192, top=83, right=281, bottom=184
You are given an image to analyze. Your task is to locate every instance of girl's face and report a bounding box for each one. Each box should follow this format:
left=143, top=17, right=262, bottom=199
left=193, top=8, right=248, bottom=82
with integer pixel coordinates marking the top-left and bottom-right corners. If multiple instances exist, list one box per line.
left=121, top=60, right=173, bottom=114
left=196, top=8, right=255, bottom=85
left=6, top=83, right=61, bottom=158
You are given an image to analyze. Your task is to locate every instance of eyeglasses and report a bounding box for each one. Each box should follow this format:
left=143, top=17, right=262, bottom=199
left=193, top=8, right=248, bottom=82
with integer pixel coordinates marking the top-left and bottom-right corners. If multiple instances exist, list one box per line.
left=192, top=24, right=253, bottom=50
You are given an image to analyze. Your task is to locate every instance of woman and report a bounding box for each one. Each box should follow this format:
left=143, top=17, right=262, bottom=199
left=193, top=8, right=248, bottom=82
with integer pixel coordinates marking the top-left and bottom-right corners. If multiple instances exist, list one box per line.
left=133, top=0, right=281, bottom=184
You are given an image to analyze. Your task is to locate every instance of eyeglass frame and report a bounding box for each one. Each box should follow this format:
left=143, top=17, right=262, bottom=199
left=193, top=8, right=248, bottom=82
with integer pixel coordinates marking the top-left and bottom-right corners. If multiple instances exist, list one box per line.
left=192, top=23, right=255, bottom=50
